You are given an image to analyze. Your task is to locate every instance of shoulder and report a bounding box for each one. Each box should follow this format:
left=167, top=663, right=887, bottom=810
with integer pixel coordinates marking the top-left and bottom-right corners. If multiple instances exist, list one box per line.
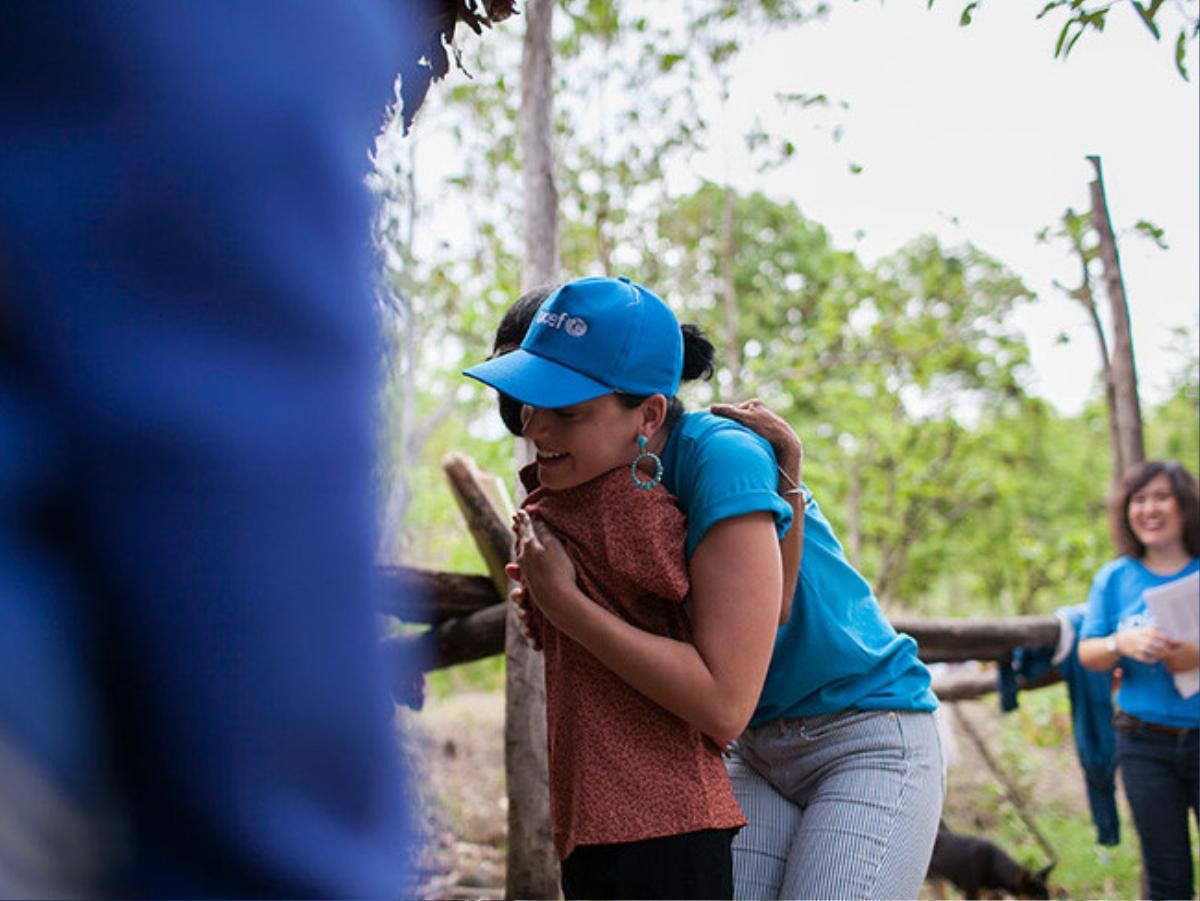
left=666, top=411, right=792, bottom=556
left=1094, top=556, right=1137, bottom=585
left=1089, top=557, right=1142, bottom=600
left=1094, top=557, right=1134, bottom=581
left=1082, top=557, right=1139, bottom=635
left=673, top=410, right=773, bottom=449
left=670, top=411, right=776, bottom=471
left=595, top=467, right=684, bottom=524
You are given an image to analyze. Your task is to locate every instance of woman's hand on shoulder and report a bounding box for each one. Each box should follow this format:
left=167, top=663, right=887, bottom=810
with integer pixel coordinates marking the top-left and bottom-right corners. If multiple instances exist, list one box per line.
left=711, top=398, right=802, bottom=479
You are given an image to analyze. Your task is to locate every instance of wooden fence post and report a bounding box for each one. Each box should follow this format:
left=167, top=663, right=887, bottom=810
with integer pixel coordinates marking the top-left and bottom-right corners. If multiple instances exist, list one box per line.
left=441, top=452, right=558, bottom=899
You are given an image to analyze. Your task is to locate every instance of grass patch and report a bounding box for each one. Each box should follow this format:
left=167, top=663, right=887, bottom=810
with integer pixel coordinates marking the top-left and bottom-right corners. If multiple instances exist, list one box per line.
left=944, top=686, right=1198, bottom=899
left=425, top=654, right=507, bottom=700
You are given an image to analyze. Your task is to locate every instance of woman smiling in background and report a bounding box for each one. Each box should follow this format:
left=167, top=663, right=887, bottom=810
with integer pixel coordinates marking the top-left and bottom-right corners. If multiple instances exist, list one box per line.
left=1079, top=460, right=1200, bottom=901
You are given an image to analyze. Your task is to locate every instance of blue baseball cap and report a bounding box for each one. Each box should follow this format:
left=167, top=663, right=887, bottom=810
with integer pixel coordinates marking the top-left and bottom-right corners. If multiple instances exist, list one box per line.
left=463, top=276, right=684, bottom=409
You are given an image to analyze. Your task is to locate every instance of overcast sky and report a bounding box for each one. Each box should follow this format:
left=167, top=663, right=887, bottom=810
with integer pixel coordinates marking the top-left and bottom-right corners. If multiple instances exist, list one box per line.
left=696, top=1, right=1199, bottom=413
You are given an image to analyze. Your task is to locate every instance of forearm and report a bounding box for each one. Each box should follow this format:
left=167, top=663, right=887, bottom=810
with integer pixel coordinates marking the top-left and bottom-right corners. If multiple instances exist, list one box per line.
left=525, top=514, right=781, bottom=745
left=542, top=585, right=749, bottom=744
left=776, top=451, right=804, bottom=625
left=1078, top=636, right=1120, bottom=671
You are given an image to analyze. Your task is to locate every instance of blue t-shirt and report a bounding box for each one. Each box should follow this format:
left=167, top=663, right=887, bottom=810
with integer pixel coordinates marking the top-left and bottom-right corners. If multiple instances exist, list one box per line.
left=1080, top=556, right=1200, bottom=729
left=661, top=412, right=936, bottom=725
left=661, top=411, right=794, bottom=556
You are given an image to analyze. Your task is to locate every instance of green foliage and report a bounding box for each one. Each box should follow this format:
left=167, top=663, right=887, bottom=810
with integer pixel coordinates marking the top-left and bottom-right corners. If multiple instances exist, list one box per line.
left=379, top=13, right=1200, bottom=898
left=648, top=183, right=1094, bottom=611
left=376, top=0, right=1192, bottom=647
left=957, top=688, right=1143, bottom=899
left=925, top=0, right=1200, bottom=80
left=1132, top=218, right=1169, bottom=250
left=425, top=655, right=507, bottom=700
left=1145, top=329, right=1200, bottom=471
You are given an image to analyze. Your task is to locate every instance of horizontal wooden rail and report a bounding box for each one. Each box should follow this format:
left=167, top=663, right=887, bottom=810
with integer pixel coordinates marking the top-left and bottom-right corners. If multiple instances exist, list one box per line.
left=377, top=565, right=501, bottom=623
left=381, top=581, right=1066, bottom=676
left=890, top=614, right=1061, bottom=654
left=382, top=603, right=507, bottom=675
left=929, top=665, right=1063, bottom=702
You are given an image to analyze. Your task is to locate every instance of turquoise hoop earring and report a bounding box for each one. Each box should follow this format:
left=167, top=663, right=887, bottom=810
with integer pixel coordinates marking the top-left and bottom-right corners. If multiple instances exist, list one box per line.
left=630, top=434, right=664, bottom=490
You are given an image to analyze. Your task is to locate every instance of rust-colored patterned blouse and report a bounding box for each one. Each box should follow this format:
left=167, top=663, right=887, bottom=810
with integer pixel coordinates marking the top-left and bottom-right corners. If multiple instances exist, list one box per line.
left=520, top=464, right=746, bottom=861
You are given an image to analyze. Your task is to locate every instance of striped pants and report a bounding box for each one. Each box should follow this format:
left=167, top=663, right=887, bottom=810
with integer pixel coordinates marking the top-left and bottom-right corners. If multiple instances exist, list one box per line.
left=726, top=709, right=943, bottom=900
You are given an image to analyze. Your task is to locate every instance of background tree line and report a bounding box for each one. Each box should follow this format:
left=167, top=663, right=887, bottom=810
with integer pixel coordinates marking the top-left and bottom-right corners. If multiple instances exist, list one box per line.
left=370, top=0, right=1198, bottom=621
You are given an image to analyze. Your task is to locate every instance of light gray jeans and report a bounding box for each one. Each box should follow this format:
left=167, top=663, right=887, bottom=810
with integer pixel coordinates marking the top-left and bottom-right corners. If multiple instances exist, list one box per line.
left=726, top=709, right=943, bottom=900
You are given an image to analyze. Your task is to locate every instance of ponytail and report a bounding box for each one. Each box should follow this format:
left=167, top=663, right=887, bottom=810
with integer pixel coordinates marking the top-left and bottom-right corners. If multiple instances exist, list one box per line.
left=680, top=323, right=715, bottom=382
left=618, top=323, right=714, bottom=431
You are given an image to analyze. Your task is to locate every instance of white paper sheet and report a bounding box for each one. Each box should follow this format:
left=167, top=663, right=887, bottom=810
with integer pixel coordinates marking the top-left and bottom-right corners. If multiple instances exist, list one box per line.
left=1143, top=570, right=1200, bottom=699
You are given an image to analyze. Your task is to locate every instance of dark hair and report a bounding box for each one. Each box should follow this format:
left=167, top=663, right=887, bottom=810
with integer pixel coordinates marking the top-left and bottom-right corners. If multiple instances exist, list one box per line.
left=491, top=290, right=715, bottom=436
left=615, top=324, right=715, bottom=431
left=491, top=285, right=557, bottom=435
left=1109, top=459, right=1200, bottom=558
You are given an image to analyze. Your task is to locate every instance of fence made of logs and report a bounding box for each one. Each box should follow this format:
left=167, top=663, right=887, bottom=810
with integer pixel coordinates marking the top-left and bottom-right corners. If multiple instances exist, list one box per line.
left=384, top=453, right=1071, bottom=899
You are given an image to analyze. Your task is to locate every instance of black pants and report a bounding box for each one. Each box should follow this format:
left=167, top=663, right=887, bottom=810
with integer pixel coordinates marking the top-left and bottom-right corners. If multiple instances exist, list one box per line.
left=561, top=827, right=737, bottom=900
left=1116, top=721, right=1199, bottom=900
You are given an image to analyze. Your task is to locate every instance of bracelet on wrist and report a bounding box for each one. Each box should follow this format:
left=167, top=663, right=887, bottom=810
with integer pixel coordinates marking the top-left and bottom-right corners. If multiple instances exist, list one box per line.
left=777, top=464, right=801, bottom=490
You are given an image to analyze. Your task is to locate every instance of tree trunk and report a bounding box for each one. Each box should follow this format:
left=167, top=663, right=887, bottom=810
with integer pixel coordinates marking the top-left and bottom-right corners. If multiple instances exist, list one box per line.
left=1058, top=224, right=1124, bottom=488
left=1082, top=282, right=1124, bottom=488
left=522, top=0, right=560, bottom=285
left=513, top=2, right=561, bottom=895
left=441, top=450, right=558, bottom=897
left=1087, top=155, right=1144, bottom=480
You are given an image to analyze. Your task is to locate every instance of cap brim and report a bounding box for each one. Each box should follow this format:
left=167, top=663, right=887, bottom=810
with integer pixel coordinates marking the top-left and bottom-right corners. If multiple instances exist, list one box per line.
left=463, top=348, right=614, bottom=408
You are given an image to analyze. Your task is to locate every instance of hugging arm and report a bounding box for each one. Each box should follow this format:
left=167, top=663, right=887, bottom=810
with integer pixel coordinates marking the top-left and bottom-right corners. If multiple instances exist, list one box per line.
left=511, top=510, right=781, bottom=745
left=711, top=400, right=804, bottom=624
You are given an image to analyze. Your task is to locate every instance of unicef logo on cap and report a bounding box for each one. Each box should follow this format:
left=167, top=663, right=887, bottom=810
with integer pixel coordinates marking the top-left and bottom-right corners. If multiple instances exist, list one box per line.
left=535, top=309, right=589, bottom=337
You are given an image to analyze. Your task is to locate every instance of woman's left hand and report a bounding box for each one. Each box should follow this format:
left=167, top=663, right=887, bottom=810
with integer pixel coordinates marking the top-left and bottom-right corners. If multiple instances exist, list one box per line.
left=512, top=510, right=578, bottom=621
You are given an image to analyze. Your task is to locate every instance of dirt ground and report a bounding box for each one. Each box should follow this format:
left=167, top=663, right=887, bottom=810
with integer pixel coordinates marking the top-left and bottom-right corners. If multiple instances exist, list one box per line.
left=399, top=686, right=1134, bottom=900
left=402, top=691, right=508, bottom=900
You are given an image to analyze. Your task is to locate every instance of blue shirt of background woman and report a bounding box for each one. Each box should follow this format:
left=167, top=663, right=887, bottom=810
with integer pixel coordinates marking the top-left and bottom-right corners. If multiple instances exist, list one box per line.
left=1078, top=460, right=1200, bottom=901
left=1081, top=556, right=1200, bottom=729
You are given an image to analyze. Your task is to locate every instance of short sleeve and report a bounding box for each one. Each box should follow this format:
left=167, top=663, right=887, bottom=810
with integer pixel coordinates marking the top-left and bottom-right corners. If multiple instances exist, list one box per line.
left=1079, top=563, right=1117, bottom=639
left=672, top=421, right=794, bottom=558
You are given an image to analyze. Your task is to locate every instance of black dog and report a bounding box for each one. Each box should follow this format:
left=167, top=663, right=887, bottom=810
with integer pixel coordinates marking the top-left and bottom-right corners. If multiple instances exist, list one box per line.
left=927, top=821, right=1054, bottom=899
